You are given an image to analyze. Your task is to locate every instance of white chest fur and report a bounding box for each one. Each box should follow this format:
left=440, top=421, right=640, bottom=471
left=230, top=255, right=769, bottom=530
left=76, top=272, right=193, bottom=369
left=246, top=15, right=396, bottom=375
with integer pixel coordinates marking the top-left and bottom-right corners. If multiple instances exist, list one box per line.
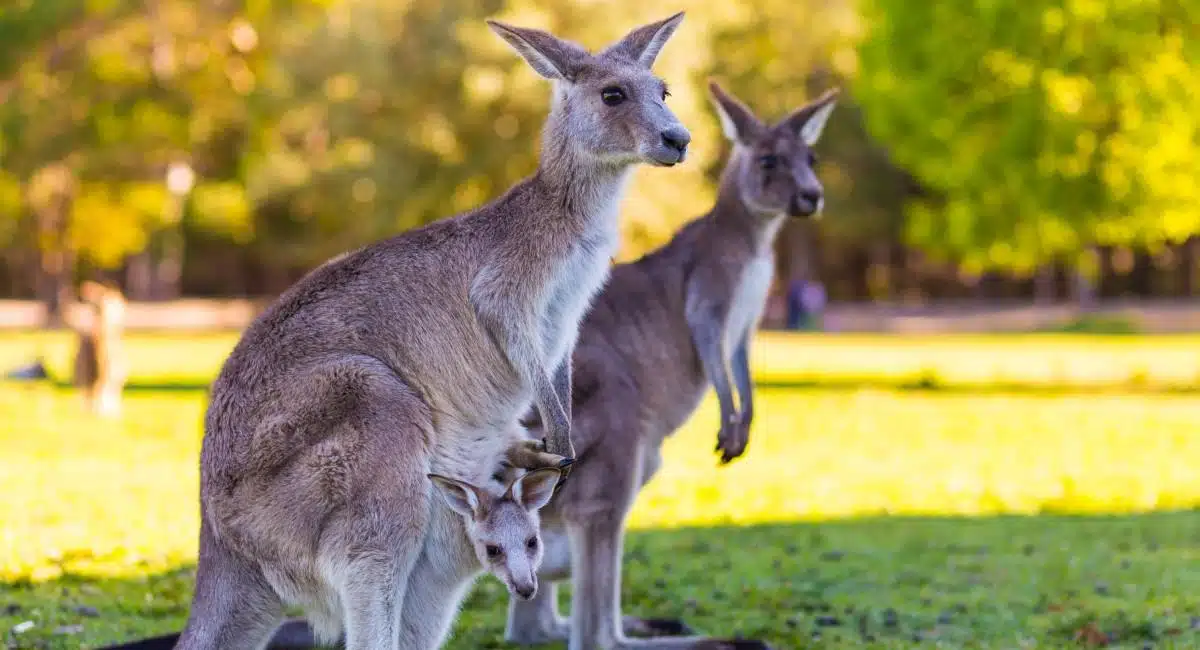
left=724, top=254, right=774, bottom=350
left=542, top=226, right=617, bottom=368
left=539, top=186, right=622, bottom=368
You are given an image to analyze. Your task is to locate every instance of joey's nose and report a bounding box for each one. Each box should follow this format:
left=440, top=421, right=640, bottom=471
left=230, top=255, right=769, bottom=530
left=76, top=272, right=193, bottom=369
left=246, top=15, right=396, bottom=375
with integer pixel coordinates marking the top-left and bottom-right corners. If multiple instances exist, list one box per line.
left=660, top=127, right=691, bottom=155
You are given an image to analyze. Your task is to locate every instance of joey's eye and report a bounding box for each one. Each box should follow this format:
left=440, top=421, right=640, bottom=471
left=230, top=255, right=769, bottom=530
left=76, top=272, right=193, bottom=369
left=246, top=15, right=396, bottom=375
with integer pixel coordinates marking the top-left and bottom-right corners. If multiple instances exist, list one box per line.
left=807, top=151, right=819, bottom=168
left=601, top=86, right=626, bottom=106
left=526, top=537, right=538, bottom=551
left=485, top=544, right=502, bottom=559
left=758, top=154, right=779, bottom=170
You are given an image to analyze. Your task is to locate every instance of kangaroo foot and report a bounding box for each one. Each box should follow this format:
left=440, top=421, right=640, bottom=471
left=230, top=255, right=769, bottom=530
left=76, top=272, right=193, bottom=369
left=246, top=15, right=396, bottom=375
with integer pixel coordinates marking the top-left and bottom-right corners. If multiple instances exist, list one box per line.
left=622, top=616, right=696, bottom=637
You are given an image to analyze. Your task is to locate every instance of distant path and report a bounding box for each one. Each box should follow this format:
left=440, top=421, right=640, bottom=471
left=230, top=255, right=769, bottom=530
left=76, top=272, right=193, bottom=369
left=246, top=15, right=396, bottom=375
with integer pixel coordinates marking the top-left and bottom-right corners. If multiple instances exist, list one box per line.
left=1, top=297, right=1197, bottom=333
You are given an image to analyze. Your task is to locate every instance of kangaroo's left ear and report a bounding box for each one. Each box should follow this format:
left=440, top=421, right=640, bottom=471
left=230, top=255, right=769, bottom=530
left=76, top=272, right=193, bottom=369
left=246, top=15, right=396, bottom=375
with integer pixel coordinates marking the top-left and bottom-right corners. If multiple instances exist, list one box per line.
left=429, top=474, right=488, bottom=520
left=508, top=467, right=562, bottom=512
left=781, top=88, right=840, bottom=146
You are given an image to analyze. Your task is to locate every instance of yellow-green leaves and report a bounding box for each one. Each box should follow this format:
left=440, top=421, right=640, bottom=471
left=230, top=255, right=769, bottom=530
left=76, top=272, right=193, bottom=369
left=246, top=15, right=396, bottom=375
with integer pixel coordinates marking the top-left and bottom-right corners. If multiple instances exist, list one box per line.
left=856, top=0, right=1200, bottom=270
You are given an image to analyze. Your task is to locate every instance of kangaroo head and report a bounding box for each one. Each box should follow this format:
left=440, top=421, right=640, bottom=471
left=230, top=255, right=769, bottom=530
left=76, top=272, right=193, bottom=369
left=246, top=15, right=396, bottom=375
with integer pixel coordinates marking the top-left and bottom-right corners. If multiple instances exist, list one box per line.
left=427, top=467, right=561, bottom=600
left=487, top=13, right=691, bottom=168
left=708, top=81, right=839, bottom=219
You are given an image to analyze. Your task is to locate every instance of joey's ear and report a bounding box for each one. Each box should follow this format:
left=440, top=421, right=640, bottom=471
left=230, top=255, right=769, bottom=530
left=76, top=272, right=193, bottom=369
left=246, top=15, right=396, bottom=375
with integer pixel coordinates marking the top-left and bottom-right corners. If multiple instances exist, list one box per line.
left=782, top=88, right=840, bottom=146
left=487, top=20, right=588, bottom=81
left=508, top=467, right=562, bottom=512
left=600, top=11, right=685, bottom=69
left=708, top=80, right=765, bottom=144
left=428, top=474, right=486, bottom=519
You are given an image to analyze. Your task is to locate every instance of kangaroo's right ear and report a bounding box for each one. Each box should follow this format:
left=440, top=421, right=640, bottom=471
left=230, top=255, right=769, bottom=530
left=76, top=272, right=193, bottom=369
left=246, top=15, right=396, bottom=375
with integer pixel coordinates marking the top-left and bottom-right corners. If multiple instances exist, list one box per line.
left=509, top=467, right=562, bottom=512
left=707, top=80, right=764, bottom=144
left=600, top=11, right=685, bottom=69
left=428, top=474, right=486, bottom=520
left=487, top=20, right=587, bottom=82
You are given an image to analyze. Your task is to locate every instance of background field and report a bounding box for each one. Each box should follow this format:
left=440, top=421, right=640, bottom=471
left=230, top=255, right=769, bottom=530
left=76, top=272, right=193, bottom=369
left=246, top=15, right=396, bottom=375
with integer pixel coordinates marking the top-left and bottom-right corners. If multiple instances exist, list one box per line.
left=3, top=332, right=1200, bottom=648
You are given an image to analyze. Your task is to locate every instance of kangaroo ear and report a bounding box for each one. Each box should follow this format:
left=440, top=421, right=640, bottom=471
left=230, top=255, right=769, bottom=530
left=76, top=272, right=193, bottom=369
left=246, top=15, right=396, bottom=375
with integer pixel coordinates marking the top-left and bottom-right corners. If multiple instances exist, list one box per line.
left=429, top=474, right=486, bottom=519
left=708, top=80, right=765, bottom=144
left=487, top=20, right=588, bottom=82
left=508, top=467, right=562, bottom=512
left=782, top=88, right=840, bottom=146
left=601, top=11, right=685, bottom=69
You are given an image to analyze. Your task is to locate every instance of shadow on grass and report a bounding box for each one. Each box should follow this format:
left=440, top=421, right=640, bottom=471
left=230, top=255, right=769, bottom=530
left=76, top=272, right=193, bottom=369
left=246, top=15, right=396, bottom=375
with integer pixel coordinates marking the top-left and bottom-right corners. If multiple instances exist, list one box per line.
left=4, top=511, right=1200, bottom=649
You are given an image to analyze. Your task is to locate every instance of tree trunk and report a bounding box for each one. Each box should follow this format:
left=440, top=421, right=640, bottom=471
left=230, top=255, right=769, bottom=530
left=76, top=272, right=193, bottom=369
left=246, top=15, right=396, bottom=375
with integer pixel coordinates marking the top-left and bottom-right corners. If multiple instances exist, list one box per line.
left=1071, top=248, right=1098, bottom=310
left=33, top=185, right=75, bottom=328
left=1182, top=237, right=1198, bottom=297
left=125, top=250, right=154, bottom=302
left=868, top=241, right=891, bottom=301
left=1034, top=264, right=1056, bottom=305
left=153, top=224, right=184, bottom=300
left=37, top=246, right=74, bottom=328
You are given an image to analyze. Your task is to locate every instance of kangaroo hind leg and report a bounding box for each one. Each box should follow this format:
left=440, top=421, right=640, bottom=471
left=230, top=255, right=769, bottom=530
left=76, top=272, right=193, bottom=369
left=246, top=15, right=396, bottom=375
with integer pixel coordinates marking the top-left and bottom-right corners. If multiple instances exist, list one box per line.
left=175, top=522, right=285, bottom=650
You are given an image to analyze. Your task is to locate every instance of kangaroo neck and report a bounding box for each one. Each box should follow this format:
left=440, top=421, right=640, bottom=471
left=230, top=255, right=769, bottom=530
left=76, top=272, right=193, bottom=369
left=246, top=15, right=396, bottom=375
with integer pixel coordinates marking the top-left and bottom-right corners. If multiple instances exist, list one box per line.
left=711, top=157, right=785, bottom=255
left=533, top=122, right=632, bottom=228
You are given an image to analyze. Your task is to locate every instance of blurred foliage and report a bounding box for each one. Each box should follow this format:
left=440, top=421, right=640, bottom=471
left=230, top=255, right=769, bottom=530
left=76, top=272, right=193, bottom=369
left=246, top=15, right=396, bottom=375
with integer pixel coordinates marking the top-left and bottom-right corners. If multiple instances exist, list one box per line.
left=855, top=0, right=1200, bottom=275
left=0, top=0, right=1197, bottom=292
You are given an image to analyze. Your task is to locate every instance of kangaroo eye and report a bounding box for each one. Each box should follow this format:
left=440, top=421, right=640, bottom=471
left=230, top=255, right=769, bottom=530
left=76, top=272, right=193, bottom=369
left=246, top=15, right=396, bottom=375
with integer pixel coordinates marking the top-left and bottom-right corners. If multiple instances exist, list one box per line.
left=601, top=86, right=626, bottom=106
left=758, top=154, right=779, bottom=170
left=661, top=84, right=671, bottom=101
left=526, top=537, right=538, bottom=550
left=807, top=151, right=819, bottom=168
left=485, top=544, right=502, bottom=559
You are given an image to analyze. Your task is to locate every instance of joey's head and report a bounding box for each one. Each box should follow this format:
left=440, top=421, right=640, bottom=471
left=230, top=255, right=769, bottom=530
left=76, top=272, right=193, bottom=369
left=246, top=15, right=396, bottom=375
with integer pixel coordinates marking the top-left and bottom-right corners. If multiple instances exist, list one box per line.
left=709, top=81, right=840, bottom=220
left=487, top=13, right=691, bottom=168
left=428, top=467, right=561, bottom=600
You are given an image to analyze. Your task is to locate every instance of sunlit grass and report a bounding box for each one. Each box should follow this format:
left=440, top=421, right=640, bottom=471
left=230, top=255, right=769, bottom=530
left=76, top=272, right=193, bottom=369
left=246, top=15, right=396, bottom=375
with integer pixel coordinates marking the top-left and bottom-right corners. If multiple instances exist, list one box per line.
left=5, top=330, right=1200, bottom=390
left=3, top=331, right=1200, bottom=648
left=4, top=383, right=1200, bottom=583
left=633, top=388, right=1200, bottom=529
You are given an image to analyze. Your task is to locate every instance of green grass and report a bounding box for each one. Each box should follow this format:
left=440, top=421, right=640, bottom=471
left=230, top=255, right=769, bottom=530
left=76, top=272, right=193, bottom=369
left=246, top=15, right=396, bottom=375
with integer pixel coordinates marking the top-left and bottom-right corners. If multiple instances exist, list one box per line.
left=6, top=330, right=1200, bottom=392
left=3, top=331, right=1200, bottom=648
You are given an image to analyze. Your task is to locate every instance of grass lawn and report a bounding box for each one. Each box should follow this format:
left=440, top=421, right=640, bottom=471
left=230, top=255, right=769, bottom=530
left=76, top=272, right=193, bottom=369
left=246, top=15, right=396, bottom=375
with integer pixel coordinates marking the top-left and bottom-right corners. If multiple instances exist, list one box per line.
left=2, top=332, right=1200, bottom=648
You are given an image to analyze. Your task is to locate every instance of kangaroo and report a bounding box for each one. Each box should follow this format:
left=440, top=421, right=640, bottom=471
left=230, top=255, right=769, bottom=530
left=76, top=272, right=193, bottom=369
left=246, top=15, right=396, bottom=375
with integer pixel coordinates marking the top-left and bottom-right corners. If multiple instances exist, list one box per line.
left=99, top=449, right=564, bottom=650
left=503, top=82, right=840, bottom=650
left=172, top=13, right=690, bottom=650
left=72, top=280, right=128, bottom=417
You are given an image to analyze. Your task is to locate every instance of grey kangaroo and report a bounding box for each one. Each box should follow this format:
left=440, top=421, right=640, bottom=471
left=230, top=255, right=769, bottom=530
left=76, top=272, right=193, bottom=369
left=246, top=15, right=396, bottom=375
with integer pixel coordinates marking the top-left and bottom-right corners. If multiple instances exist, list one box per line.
left=503, top=81, right=839, bottom=650
left=171, top=12, right=691, bottom=650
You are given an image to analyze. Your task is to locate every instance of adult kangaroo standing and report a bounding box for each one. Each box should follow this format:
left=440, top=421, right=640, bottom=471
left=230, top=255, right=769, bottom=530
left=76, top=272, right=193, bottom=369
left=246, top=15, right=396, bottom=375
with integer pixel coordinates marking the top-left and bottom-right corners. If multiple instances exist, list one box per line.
left=173, top=13, right=691, bottom=650
left=504, top=81, right=839, bottom=650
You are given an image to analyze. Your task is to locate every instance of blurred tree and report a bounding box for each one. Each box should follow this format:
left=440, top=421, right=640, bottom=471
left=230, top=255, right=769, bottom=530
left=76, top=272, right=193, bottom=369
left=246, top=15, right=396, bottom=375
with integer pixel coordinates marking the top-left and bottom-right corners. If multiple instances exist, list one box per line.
left=855, top=0, right=1200, bottom=280
left=0, top=0, right=326, bottom=318
left=239, top=0, right=722, bottom=268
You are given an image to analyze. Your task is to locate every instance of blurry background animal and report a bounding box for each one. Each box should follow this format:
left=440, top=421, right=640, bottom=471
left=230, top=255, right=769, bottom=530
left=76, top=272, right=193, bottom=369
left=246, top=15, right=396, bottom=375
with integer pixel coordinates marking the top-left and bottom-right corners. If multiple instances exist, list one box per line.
left=72, top=280, right=129, bottom=417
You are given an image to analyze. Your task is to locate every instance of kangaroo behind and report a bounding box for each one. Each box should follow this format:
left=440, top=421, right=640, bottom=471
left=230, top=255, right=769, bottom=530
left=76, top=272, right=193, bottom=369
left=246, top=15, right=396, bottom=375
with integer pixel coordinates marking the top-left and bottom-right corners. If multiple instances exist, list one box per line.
left=504, top=82, right=840, bottom=650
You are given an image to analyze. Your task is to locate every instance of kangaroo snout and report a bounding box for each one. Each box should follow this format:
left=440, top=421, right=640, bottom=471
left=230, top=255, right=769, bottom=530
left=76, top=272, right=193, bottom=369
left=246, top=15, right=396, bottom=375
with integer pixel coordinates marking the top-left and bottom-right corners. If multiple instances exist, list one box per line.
left=788, top=188, right=823, bottom=218
left=661, top=127, right=690, bottom=155
left=513, top=577, right=538, bottom=600
left=650, top=125, right=691, bottom=166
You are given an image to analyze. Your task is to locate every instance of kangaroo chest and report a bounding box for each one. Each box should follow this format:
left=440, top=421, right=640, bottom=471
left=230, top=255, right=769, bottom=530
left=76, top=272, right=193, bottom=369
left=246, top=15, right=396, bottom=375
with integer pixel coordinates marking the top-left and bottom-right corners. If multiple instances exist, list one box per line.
left=723, top=255, right=775, bottom=349
left=541, top=226, right=619, bottom=368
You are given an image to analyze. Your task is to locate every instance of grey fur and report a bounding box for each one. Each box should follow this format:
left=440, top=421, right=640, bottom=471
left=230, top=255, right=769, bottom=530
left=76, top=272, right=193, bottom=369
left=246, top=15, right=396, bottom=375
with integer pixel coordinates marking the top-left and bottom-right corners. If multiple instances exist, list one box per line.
left=504, top=81, right=840, bottom=650
left=173, top=13, right=690, bottom=650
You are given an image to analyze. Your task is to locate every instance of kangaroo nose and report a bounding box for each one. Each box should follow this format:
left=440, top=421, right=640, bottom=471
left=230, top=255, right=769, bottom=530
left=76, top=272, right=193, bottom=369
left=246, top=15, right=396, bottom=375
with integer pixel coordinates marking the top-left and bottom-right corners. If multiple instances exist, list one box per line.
left=515, top=584, right=536, bottom=600
left=661, top=127, right=691, bottom=154
left=799, top=187, right=822, bottom=204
